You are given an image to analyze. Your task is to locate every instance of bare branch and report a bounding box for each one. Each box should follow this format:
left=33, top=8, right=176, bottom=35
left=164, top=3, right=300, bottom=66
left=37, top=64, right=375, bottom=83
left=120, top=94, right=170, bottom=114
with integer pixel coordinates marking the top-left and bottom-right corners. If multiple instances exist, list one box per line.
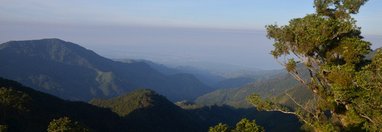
left=285, top=93, right=316, bottom=117
left=360, top=114, right=376, bottom=125
left=265, top=108, right=314, bottom=127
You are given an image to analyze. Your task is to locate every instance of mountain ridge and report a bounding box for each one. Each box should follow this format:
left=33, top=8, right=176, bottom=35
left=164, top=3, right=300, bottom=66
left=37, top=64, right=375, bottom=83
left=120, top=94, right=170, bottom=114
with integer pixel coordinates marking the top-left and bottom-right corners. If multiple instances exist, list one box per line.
left=0, top=38, right=212, bottom=101
left=90, top=89, right=204, bottom=132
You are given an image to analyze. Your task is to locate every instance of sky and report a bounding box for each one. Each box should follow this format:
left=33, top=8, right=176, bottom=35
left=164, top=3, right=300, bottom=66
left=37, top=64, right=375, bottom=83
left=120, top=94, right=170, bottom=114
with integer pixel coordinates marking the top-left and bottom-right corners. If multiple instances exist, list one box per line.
left=0, top=0, right=381, bottom=70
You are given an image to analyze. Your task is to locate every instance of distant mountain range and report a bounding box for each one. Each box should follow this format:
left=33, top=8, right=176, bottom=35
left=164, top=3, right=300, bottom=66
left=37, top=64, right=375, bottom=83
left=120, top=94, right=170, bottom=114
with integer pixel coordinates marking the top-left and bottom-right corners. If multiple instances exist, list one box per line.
left=120, top=59, right=225, bottom=87
left=0, top=77, right=205, bottom=131
left=0, top=38, right=212, bottom=101
left=130, top=59, right=282, bottom=90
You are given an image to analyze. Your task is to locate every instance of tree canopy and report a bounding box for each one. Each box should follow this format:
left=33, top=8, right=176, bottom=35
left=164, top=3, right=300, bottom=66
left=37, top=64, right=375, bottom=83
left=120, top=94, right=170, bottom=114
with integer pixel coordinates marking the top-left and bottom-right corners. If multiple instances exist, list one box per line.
left=249, top=0, right=382, bottom=131
left=47, top=117, right=89, bottom=132
left=209, top=118, right=264, bottom=132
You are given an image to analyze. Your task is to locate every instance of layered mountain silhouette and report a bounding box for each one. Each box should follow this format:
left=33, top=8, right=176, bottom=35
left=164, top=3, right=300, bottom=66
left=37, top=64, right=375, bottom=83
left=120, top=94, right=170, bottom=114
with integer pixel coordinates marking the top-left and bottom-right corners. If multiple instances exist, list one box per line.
left=0, top=77, right=127, bottom=132
left=89, top=89, right=302, bottom=132
left=0, top=38, right=212, bottom=101
left=0, top=77, right=302, bottom=132
left=0, top=77, right=210, bottom=132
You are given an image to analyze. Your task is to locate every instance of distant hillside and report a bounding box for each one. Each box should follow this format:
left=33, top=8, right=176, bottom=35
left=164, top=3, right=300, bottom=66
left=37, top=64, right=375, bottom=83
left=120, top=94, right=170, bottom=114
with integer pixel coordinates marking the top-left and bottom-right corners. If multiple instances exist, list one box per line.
left=132, top=60, right=225, bottom=86
left=90, top=89, right=203, bottom=132
left=275, top=85, right=314, bottom=110
left=130, top=59, right=283, bottom=89
left=194, top=64, right=315, bottom=109
left=213, top=69, right=283, bottom=89
left=195, top=70, right=300, bottom=107
left=0, top=38, right=211, bottom=101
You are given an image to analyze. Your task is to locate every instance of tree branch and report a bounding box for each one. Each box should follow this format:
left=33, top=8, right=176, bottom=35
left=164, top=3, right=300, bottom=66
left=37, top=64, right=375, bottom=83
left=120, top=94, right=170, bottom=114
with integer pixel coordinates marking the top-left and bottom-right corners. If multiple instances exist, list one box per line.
left=360, top=114, right=375, bottom=125
left=266, top=108, right=314, bottom=127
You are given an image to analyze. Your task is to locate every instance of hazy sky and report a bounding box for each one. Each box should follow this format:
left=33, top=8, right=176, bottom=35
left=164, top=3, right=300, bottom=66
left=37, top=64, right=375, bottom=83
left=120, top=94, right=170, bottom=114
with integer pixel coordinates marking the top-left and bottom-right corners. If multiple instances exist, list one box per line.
left=1, top=0, right=381, bottom=70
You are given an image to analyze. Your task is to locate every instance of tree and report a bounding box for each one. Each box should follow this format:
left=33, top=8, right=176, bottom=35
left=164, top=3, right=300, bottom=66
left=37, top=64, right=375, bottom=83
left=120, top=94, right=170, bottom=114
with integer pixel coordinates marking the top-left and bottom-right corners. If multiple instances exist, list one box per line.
left=47, top=117, right=88, bottom=132
left=209, top=119, right=264, bottom=132
left=248, top=0, right=382, bottom=131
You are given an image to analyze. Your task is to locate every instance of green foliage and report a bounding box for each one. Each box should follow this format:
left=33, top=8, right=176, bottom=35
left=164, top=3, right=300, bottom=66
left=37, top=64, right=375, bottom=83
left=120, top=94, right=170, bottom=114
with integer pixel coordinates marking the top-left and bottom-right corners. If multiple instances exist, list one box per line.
left=209, top=119, right=264, bottom=132
left=314, top=0, right=368, bottom=19
left=232, top=118, right=264, bottom=132
left=90, top=89, right=157, bottom=116
left=285, top=59, right=297, bottom=72
left=0, top=87, right=31, bottom=132
left=47, top=117, right=89, bottom=132
left=351, top=50, right=382, bottom=131
left=0, top=87, right=31, bottom=112
left=257, top=0, right=382, bottom=131
left=209, top=123, right=229, bottom=132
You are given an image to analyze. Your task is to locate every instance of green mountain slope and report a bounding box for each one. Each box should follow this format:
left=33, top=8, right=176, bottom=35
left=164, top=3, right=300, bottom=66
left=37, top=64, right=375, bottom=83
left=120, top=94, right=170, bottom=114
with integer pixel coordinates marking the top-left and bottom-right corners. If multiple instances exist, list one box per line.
left=90, top=89, right=204, bottom=132
left=275, top=85, right=314, bottom=110
left=0, top=38, right=211, bottom=101
left=195, top=71, right=300, bottom=107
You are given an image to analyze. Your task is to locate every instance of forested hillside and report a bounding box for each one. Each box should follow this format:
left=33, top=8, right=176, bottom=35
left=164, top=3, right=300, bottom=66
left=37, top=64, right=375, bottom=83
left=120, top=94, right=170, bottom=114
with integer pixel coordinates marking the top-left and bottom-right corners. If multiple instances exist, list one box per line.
left=90, top=89, right=203, bottom=132
left=0, top=77, right=302, bottom=132
left=195, top=70, right=301, bottom=108
left=0, top=77, right=127, bottom=132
